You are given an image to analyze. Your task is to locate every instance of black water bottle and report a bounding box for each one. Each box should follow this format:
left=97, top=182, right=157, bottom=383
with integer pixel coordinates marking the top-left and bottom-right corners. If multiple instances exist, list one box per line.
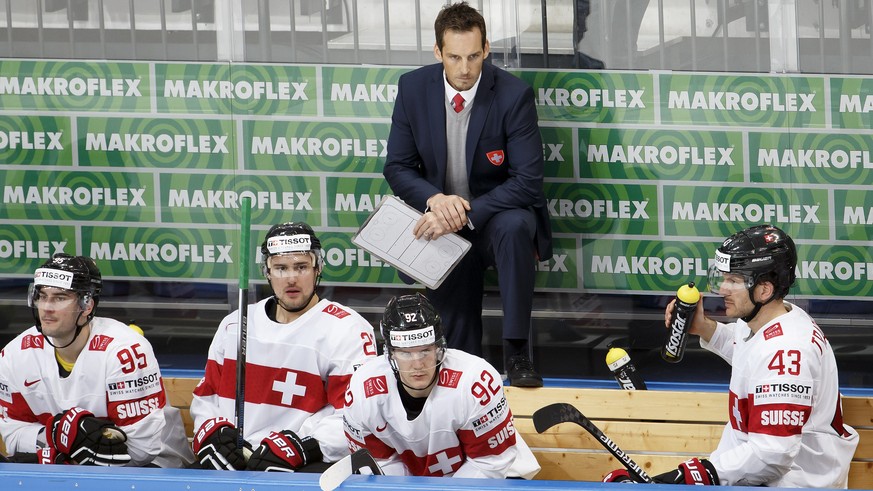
left=606, top=346, right=647, bottom=390
left=661, top=282, right=701, bottom=363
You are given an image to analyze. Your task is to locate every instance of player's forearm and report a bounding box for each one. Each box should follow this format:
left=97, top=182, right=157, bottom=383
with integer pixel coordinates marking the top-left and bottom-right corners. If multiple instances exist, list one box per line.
left=0, top=421, right=43, bottom=454
left=711, top=440, right=796, bottom=486
left=303, top=412, right=345, bottom=463
left=189, top=393, right=226, bottom=433
left=699, top=322, right=736, bottom=364
left=374, top=455, right=409, bottom=476
left=454, top=453, right=514, bottom=479
left=695, top=314, right=720, bottom=343
left=119, top=411, right=165, bottom=466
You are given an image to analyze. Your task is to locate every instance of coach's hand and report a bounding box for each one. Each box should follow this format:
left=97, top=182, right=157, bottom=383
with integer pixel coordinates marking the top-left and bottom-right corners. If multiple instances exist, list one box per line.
left=415, top=193, right=471, bottom=239
left=246, top=430, right=322, bottom=472
left=193, top=417, right=252, bottom=470
left=45, top=407, right=131, bottom=466
left=653, top=458, right=719, bottom=485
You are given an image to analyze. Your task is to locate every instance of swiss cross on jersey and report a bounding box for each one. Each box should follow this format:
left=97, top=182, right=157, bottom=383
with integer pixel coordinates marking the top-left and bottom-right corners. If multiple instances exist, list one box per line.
left=728, top=391, right=748, bottom=433
left=486, top=150, right=505, bottom=166
left=216, top=361, right=327, bottom=412
left=424, top=447, right=464, bottom=476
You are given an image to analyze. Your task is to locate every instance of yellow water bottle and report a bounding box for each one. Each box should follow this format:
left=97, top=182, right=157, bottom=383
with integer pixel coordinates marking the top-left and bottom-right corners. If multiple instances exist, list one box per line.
left=661, top=282, right=700, bottom=363
left=606, top=346, right=647, bottom=390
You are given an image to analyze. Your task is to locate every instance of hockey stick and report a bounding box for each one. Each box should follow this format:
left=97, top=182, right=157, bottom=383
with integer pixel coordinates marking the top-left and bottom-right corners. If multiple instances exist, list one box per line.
left=533, top=402, right=653, bottom=483
left=319, top=449, right=384, bottom=491
left=235, top=197, right=252, bottom=449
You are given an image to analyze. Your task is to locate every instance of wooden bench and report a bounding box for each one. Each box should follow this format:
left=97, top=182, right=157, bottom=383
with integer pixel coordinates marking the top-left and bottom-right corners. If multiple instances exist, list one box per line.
left=504, top=386, right=873, bottom=488
left=4, top=379, right=871, bottom=490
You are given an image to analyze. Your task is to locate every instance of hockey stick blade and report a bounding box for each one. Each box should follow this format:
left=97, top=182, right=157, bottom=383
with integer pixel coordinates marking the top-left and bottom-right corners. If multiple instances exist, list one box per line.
left=533, top=403, right=653, bottom=484
left=319, top=449, right=383, bottom=491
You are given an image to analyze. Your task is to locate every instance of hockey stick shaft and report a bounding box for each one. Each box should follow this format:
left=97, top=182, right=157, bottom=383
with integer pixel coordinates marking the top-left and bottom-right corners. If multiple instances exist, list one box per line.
left=235, top=197, right=252, bottom=449
left=533, top=403, right=653, bottom=483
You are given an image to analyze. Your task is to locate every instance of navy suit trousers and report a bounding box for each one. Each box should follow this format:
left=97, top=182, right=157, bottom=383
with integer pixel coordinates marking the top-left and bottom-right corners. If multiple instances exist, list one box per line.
left=424, top=207, right=537, bottom=357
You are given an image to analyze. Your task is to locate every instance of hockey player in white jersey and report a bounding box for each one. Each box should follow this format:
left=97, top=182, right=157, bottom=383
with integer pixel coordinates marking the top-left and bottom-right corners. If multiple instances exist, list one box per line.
left=0, top=254, right=193, bottom=467
left=605, top=225, right=858, bottom=487
left=189, top=221, right=377, bottom=472
left=343, top=293, right=540, bottom=479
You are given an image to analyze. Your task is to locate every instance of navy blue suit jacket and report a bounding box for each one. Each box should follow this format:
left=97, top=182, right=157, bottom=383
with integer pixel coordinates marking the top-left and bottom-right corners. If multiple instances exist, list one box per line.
left=383, top=62, right=553, bottom=260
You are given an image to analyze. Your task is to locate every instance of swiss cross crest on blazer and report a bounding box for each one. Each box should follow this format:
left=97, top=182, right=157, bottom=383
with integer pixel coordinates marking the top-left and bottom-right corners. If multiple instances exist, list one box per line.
left=486, top=150, right=505, bottom=166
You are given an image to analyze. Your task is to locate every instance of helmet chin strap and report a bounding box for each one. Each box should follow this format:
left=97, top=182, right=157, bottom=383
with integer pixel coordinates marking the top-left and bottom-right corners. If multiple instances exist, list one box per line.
left=741, top=285, right=776, bottom=323
left=276, top=290, right=318, bottom=313
left=272, top=271, right=322, bottom=314
left=34, top=310, right=89, bottom=350
left=392, top=358, right=443, bottom=394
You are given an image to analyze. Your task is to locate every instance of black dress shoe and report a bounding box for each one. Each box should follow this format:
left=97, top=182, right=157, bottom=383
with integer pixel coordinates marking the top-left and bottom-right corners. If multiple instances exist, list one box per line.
left=506, top=354, right=543, bottom=388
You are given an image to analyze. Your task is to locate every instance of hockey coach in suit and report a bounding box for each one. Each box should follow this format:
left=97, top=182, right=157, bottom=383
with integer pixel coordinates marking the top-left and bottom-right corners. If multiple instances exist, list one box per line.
left=383, top=2, right=552, bottom=387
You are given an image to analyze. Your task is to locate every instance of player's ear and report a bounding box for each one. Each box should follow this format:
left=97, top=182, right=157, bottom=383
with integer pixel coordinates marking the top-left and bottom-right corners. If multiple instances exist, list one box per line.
left=755, top=280, right=776, bottom=303
left=80, top=294, right=95, bottom=315
left=433, top=42, right=443, bottom=62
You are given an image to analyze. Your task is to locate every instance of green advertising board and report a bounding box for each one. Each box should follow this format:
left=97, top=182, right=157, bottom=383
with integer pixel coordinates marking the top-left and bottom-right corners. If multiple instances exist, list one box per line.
left=78, top=116, right=234, bottom=169
left=321, top=66, right=407, bottom=118
left=244, top=120, right=390, bottom=173
left=662, top=185, right=829, bottom=240
left=0, top=59, right=871, bottom=298
left=0, top=115, right=72, bottom=166
left=579, top=128, right=744, bottom=182
left=0, top=60, right=150, bottom=112
left=514, top=70, right=655, bottom=124
left=659, top=73, right=826, bottom=127
left=155, top=63, right=318, bottom=116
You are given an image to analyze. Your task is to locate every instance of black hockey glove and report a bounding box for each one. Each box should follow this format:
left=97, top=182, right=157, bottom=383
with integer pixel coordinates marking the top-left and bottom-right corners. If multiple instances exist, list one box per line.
left=192, top=417, right=252, bottom=470
left=246, top=430, right=322, bottom=472
left=45, top=407, right=131, bottom=466
left=602, top=468, right=634, bottom=483
left=653, top=458, right=719, bottom=485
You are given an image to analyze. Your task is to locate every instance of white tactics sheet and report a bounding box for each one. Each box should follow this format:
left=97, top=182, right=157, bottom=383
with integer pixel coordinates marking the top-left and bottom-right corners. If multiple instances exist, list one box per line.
left=352, top=195, right=471, bottom=289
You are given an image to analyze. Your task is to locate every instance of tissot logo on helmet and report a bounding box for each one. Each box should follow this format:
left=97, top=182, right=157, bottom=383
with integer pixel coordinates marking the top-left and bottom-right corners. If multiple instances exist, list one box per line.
left=389, top=326, right=436, bottom=348
left=714, top=250, right=731, bottom=272
left=33, top=268, right=74, bottom=289
left=267, top=234, right=312, bottom=254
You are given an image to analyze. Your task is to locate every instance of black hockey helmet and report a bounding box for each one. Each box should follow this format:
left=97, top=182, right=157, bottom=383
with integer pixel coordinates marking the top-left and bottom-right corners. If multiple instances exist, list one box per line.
left=709, top=224, right=796, bottom=297
left=381, top=293, right=446, bottom=356
left=29, top=254, right=102, bottom=345
left=260, top=221, right=324, bottom=276
left=708, top=225, right=796, bottom=321
left=30, top=253, right=102, bottom=307
left=82, top=255, right=103, bottom=307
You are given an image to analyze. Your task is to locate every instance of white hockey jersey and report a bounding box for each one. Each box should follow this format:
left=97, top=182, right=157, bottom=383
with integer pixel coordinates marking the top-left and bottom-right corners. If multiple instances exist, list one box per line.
left=343, top=349, right=540, bottom=479
left=0, top=317, right=194, bottom=467
left=701, top=302, right=859, bottom=487
left=190, top=297, right=377, bottom=462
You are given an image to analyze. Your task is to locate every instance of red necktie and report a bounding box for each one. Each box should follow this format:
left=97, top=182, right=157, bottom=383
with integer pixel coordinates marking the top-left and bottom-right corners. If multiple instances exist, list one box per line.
left=452, top=93, right=465, bottom=113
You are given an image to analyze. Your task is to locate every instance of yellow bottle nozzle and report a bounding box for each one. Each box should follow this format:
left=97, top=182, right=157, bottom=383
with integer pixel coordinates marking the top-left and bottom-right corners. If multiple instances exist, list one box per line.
left=606, top=346, right=629, bottom=365
left=677, top=282, right=701, bottom=304
left=128, top=323, right=144, bottom=336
